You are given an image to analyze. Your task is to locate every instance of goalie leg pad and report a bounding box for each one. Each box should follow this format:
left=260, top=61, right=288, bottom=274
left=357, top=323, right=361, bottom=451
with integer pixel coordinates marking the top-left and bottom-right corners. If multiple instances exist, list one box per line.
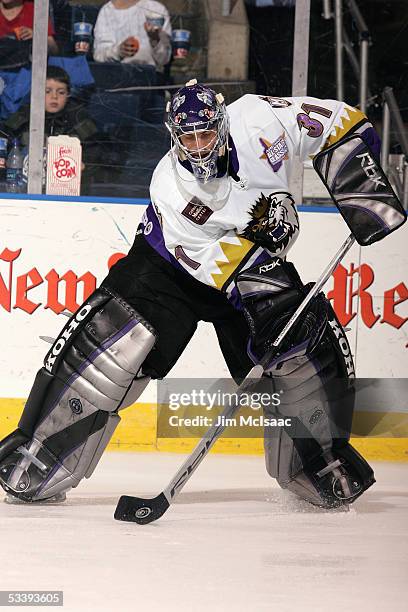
left=0, top=287, right=156, bottom=502
left=236, top=256, right=374, bottom=507
left=263, top=311, right=375, bottom=507
left=262, top=307, right=373, bottom=507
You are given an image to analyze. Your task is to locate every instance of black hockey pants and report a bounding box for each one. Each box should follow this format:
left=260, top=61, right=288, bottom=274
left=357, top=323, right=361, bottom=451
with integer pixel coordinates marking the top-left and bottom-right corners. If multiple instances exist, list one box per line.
left=102, top=234, right=253, bottom=382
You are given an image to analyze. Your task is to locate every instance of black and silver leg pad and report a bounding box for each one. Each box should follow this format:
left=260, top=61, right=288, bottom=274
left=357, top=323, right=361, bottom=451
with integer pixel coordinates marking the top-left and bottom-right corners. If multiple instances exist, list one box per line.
left=262, top=315, right=376, bottom=508
left=262, top=308, right=375, bottom=508
left=0, top=287, right=156, bottom=502
left=235, top=257, right=375, bottom=508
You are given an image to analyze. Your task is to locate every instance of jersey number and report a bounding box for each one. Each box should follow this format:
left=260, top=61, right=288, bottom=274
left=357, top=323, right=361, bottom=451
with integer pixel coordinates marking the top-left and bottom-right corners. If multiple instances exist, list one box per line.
left=296, top=103, right=333, bottom=138
left=175, top=246, right=201, bottom=270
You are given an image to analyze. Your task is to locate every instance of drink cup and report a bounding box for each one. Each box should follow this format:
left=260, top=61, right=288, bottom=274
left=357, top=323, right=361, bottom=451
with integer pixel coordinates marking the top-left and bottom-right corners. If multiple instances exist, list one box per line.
left=73, top=22, right=93, bottom=55
left=172, top=29, right=191, bottom=59
left=145, top=13, right=165, bottom=30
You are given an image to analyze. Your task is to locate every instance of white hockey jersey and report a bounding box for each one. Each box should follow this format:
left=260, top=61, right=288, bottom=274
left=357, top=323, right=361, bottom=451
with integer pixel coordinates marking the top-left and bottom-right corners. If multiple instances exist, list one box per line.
left=141, top=94, right=371, bottom=302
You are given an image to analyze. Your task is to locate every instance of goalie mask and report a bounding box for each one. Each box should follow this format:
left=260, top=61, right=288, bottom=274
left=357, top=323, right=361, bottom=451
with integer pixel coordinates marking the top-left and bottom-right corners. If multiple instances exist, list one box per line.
left=166, top=79, right=229, bottom=183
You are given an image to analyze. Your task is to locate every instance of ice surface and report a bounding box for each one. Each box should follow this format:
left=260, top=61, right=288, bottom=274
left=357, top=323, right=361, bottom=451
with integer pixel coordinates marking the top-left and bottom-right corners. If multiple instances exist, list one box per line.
left=1, top=453, right=407, bottom=612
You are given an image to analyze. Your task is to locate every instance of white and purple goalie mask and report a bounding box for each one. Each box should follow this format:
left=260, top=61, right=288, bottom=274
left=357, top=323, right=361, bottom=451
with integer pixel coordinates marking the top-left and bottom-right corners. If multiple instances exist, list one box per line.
left=166, top=80, right=229, bottom=183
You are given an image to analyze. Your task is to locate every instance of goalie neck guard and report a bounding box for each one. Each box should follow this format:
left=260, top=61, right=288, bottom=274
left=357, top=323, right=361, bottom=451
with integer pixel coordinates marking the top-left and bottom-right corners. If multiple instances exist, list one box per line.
left=166, top=79, right=229, bottom=184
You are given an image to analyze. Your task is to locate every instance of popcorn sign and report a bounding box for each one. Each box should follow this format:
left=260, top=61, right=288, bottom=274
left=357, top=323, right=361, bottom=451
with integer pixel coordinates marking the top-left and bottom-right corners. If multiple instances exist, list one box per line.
left=46, top=135, right=82, bottom=196
left=53, top=153, right=77, bottom=180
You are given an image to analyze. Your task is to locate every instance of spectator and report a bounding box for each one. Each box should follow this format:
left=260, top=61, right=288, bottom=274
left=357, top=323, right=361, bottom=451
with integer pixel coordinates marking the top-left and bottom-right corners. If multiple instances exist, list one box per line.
left=0, top=0, right=58, bottom=55
left=1, top=66, right=100, bottom=189
left=93, top=0, right=171, bottom=75
left=2, top=66, right=97, bottom=143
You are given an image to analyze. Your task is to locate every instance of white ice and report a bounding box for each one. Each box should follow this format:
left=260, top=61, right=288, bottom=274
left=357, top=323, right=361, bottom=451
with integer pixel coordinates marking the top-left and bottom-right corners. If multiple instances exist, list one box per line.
left=1, top=453, right=407, bottom=612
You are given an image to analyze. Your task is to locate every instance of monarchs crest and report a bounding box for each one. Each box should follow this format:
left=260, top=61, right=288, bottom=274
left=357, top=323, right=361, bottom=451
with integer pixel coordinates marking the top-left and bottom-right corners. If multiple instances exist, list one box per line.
left=241, top=192, right=299, bottom=254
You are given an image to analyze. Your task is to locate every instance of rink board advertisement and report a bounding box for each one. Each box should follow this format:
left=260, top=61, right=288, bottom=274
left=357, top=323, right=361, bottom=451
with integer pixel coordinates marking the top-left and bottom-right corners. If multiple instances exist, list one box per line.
left=0, top=198, right=407, bottom=459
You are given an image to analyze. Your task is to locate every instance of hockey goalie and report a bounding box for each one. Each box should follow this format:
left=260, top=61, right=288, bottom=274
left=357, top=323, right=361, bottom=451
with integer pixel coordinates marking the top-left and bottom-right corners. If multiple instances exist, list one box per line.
left=5, top=78, right=405, bottom=511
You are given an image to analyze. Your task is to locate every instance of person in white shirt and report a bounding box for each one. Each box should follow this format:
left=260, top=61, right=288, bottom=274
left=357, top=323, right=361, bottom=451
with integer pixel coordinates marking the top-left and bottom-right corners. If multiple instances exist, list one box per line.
left=93, top=0, right=171, bottom=73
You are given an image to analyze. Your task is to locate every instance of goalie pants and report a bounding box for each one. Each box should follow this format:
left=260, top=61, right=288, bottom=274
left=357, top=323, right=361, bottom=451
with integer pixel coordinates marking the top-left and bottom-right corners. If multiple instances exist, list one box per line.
left=102, top=234, right=253, bottom=382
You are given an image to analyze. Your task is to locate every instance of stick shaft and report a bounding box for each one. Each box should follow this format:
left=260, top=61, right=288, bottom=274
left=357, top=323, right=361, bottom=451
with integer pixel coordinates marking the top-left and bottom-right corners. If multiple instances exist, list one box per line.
left=162, top=365, right=263, bottom=503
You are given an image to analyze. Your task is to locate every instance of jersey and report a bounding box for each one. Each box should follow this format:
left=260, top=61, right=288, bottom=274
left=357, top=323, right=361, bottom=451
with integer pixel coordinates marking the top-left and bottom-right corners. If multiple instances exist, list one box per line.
left=141, top=94, right=376, bottom=305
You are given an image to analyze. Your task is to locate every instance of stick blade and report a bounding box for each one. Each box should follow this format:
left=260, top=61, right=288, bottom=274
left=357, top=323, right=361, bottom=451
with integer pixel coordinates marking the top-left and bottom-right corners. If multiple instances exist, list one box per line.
left=114, top=493, right=170, bottom=524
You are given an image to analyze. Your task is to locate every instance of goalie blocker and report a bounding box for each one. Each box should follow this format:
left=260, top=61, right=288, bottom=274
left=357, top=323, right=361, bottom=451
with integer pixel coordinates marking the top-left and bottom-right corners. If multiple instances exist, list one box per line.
left=313, top=133, right=406, bottom=246
left=235, top=257, right=375, bottom=508
left=0, top=288, right=156, bottom=503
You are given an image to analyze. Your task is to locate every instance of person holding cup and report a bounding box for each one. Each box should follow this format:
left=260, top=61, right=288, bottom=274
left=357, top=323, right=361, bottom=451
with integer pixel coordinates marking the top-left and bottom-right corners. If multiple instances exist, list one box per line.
left=93, top=0, right=171, bottom=75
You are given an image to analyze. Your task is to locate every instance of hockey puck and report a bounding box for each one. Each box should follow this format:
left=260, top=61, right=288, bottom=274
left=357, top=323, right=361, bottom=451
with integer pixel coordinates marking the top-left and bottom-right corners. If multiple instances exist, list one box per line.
left=135, top=506, right=152, bottom=519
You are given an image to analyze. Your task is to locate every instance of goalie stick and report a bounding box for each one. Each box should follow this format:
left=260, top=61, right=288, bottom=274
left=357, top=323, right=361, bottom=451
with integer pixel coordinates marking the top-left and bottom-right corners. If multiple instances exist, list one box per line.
left=114, top=234, right=356, bottom=524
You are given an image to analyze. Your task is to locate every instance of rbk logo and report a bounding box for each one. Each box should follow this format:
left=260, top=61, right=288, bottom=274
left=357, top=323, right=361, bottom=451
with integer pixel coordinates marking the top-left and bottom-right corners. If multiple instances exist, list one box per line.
left=356, top=152, right=386, bottom=190
left=259, top=260, right=281, bottom=273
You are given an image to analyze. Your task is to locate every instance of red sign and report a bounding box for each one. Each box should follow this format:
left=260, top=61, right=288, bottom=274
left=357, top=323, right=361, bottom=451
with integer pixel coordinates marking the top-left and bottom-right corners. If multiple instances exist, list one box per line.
left=0, top=250, right=406, bottom=344
left=0, top=247, right=96, bottom=315
left=327, top=262, right=407, bottom=332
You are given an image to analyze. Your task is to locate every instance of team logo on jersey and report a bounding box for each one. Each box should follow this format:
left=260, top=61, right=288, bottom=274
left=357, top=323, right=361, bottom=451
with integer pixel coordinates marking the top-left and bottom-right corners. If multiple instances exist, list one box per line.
left=259, top=133, right=289, bottom=172
left=258, top=96, right=292, bottom=108
left=241, top=192, right=299, bottom=253
left=181, top=197, right=214, bottom=225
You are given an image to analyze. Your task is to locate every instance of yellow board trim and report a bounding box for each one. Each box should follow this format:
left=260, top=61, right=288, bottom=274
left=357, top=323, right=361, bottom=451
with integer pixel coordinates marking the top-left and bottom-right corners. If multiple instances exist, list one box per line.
left=1, top=399, right=407, bottom=461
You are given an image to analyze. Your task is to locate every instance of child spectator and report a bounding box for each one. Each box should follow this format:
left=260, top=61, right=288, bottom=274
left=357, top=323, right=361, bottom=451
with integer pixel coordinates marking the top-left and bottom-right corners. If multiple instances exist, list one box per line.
left=93, top=0, right=171, bottom=75
left=0, top=0, right=58, bottom=55
left=2, top=66, right=97, bottom=144
left=1, top=66, right=100, bottom=190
